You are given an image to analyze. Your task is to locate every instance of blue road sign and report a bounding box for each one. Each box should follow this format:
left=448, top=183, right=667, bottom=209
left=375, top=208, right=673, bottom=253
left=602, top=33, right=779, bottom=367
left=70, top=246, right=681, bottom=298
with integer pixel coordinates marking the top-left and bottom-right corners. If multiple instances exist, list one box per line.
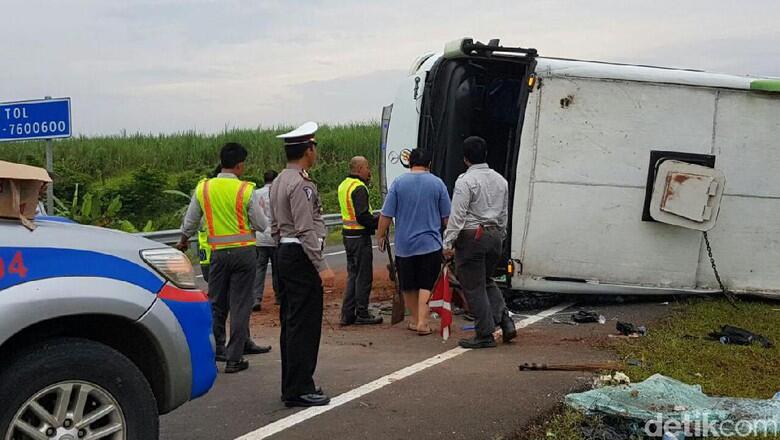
left=0, top=98, right=71, bottom=142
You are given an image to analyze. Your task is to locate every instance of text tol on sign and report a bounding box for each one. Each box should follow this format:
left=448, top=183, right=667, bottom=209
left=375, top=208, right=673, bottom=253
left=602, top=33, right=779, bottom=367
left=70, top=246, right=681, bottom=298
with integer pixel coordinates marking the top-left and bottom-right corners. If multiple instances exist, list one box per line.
left=0, top=98, right=72, bottom=142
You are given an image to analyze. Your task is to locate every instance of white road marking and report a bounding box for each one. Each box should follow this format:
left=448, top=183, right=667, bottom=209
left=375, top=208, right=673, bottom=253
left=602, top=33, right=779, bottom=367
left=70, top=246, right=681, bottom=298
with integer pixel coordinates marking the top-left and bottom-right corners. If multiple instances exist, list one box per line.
left=234, top=302, right=574, bottom=440
left=324, top=243, right=394, bottom=257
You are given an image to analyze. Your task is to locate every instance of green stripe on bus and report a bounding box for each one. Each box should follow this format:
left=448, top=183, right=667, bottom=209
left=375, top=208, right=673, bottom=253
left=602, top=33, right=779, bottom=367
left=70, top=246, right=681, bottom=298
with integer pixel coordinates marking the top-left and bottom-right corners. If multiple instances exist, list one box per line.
left=750, top=80, right=780, bottom=92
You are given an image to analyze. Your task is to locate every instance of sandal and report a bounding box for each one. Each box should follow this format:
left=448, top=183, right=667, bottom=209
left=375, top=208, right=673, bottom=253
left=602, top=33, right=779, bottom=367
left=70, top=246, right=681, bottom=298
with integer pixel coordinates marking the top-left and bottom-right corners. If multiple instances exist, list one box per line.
left=417, top=327, right=432, bottom=336
left=407, top=322, right=418, bottom=332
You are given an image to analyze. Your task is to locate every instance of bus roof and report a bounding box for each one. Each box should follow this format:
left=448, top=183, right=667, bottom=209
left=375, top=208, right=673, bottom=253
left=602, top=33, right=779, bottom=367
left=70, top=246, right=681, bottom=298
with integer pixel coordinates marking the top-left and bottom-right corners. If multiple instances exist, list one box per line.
left=536, top=57, right=779, bottom=92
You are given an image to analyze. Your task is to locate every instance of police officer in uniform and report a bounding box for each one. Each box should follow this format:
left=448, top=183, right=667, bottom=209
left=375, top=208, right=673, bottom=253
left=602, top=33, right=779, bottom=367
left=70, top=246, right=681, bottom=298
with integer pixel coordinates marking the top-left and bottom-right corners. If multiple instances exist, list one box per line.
left=178, top=143, right=271, bottom=374
left=270, top=122, right=334, bottom=407
left=337, top=156, right=382, bottom=325
left=442, top=136, right=517, bottom=349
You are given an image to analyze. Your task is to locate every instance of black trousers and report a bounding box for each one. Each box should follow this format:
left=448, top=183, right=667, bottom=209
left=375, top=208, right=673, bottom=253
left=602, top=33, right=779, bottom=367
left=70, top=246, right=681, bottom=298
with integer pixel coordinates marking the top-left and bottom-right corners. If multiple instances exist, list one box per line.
left=341, top=235, right=373, bottom=321
left=208, top=246, right=257, bottom=362
left=277, top=243, right=323, bottom=399
left=200, top=264, right=210, bottom=282
left=455, top=229, right=508, bottom=338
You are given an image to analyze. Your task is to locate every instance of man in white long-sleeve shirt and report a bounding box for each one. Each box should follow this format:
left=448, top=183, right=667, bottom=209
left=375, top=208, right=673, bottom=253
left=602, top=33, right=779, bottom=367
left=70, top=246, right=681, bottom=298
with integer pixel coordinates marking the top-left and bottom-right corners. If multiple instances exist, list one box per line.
left=253, top=169, right=280, bottom=310
left=443, top=136, right=517, bottom=349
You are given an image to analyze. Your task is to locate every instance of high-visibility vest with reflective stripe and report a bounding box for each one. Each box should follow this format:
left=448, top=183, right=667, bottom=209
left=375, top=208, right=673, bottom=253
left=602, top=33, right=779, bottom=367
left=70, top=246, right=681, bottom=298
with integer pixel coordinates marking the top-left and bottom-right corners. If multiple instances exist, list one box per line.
left=197, top=226, right=211, bottom=265
left=195, top=177, right=256, bottom=250
left=338, top=177, right=372, bottom=230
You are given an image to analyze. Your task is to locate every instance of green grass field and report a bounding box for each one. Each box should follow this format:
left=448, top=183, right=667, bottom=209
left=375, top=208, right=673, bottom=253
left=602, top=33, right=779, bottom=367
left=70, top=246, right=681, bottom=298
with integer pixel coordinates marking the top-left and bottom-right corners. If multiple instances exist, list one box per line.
left=0, top=123, right=382, bottom=230
left=617, top=298, right=780, bottom=399
left=516, top=298, right=780, bottom=440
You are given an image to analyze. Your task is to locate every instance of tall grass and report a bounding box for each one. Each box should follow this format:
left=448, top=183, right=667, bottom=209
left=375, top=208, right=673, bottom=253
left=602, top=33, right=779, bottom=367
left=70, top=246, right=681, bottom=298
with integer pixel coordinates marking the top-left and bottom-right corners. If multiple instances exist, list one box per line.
left=0, top=122, right=381, bottom=179
left=0, top=122, right=383, bottom=229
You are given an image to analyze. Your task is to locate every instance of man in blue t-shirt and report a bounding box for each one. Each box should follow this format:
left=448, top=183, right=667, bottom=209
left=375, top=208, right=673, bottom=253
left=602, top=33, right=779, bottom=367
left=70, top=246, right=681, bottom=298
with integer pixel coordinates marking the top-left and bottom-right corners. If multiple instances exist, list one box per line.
left=377, top=149, right=451, bottom=335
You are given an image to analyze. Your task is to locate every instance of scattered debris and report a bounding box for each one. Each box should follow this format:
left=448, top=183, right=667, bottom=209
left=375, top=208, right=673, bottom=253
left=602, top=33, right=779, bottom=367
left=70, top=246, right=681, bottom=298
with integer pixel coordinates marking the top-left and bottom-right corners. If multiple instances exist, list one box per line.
left=594, top=372, right=631, bottom=388
left=333, top=341, right=374, bottom=348
left=559, top=94, right=575, bottom=108
left=565, top=374, right=780, bottom=436
left=519, top=361, right=624, bottom=372
left=708, top=325, right=774, bottom=349
left=576, top=415, right=634, bottom=440
left=616, top=321, right=647, bottom=337
left=506, top=292, right=562, bottom=313
left=377, top=304, right=394, bottom=316
left=625, top=359, right=643, bottom=367
left=552, top=317, right=578, bottom=326
left=572, top=310, right=606, bottom=324
left=561, top=337, right=585, bottom=343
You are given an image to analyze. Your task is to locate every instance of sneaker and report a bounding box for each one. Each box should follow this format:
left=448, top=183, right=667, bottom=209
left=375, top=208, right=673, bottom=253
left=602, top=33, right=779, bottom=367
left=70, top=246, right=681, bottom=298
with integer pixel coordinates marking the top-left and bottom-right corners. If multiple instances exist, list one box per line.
left=458, top=336, right=497, bottom=349
left=283, top=393, right=331, bottom=407
left=280, top=387, right=323, bottom=402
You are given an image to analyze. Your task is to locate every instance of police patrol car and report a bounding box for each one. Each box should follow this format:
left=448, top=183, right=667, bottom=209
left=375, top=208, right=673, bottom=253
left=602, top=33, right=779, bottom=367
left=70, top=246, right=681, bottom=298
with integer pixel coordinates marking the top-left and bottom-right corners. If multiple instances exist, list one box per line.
left=0, top=215, right=217, bottom=439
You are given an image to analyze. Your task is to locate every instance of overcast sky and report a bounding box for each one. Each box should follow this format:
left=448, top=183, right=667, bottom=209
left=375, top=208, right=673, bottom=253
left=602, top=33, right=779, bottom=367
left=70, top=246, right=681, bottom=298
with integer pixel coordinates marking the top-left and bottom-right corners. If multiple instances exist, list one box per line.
left=1, top=0, right=778, bottom=135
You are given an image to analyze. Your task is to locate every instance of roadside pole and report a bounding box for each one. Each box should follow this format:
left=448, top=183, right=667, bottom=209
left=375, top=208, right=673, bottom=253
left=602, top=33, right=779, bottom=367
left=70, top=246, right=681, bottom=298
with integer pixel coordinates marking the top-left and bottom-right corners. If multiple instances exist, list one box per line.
left=45, top=96, right=54, bottom=215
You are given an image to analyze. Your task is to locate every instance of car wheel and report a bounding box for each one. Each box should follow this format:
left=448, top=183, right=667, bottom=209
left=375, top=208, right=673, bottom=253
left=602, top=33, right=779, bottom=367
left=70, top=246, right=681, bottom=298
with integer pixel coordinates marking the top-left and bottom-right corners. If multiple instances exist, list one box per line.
left=0, top=337, right=159, bottom=440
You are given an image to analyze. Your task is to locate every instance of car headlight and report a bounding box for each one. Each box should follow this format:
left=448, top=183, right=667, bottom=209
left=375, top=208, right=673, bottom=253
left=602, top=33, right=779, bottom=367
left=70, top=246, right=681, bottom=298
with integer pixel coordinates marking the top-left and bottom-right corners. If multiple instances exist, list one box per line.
left=141, top=248, right=196, bottom=289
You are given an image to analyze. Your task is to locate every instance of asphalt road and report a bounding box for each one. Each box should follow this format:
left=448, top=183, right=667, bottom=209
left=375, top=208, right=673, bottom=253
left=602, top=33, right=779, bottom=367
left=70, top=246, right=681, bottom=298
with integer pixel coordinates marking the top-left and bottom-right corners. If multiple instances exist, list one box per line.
left=321, top=240, right=394, bottom=271
left=161, top=260, right=674, bottom=440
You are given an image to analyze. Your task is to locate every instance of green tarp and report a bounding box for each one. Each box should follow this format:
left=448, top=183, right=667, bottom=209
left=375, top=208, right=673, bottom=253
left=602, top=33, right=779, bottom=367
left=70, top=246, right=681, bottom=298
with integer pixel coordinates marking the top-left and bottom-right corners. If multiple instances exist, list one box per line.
left=565, top=374, right=780, bottom=436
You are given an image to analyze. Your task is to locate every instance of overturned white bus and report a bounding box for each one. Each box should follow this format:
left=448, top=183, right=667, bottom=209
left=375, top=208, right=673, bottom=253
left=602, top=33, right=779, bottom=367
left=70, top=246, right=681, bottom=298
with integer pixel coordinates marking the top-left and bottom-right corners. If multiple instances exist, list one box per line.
left=380, top=38, right=780, bottom=299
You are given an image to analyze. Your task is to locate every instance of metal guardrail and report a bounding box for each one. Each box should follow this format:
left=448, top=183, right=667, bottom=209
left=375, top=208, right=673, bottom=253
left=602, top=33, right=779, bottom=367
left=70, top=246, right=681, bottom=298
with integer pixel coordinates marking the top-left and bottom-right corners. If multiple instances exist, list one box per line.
left=138, top=213, right=347, bottom=245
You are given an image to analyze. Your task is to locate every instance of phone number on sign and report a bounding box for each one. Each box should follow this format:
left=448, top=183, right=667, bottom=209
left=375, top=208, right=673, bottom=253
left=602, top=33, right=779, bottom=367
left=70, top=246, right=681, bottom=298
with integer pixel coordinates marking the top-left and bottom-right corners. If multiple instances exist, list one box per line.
left=7, top=121, right=67, bottom=136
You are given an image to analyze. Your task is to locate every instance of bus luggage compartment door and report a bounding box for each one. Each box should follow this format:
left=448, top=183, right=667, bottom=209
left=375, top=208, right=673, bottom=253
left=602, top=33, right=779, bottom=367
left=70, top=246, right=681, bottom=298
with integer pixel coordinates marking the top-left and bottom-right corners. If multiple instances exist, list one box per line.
left=649, top=160, right=726, bottom=231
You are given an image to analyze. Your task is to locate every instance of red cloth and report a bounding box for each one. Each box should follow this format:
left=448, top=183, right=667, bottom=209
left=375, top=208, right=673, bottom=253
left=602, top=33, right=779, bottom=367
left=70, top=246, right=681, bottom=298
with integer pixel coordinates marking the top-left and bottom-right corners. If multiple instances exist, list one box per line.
left=429, top=266, right=453, bottom=340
